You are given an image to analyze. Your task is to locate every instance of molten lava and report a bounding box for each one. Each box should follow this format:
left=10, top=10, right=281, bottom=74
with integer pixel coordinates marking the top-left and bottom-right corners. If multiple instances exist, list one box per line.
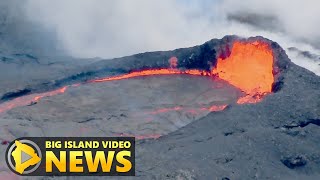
left=0, top=87, right=67, bottom=114
left=212, top=41, right=274, bottom=104
left=90, top=69, right=210, bottom=83
left=147, top=105, right=227, bottom=115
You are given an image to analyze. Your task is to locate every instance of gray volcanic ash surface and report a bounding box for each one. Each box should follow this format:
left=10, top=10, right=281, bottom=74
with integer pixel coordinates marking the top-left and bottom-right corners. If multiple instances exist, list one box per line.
left=135, top=63, right=320, bottom=180
left=1, top=75, right=240, bottom=138
left=0, top=36, right=319, bottom=179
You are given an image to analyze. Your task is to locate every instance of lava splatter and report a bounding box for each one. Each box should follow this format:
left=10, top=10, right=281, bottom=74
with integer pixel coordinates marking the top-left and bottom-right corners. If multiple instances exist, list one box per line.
left=212, top=41, right=274, bottom=104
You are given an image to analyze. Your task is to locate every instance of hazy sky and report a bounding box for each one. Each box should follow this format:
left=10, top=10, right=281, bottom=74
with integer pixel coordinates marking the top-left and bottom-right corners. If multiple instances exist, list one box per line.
left=12, top=0, right=320, bottom=74
left=24, top=0, right=320, bottom=56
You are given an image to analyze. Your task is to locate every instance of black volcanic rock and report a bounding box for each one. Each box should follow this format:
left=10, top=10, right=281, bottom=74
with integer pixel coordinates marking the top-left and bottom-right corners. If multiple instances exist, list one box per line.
left=281, top=156, right=307, bottom=169
left=1, top=88, right=31, bottom=100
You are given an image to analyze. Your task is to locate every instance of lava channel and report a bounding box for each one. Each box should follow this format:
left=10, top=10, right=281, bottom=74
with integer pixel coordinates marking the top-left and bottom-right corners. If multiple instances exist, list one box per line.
left=0, top=87, right=67, bottom=114
left=89, top=69, right=210, bottom=83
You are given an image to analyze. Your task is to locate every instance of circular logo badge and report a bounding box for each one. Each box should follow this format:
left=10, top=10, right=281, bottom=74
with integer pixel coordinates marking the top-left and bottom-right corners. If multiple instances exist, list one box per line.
left=6, top=139, right=42, bottom=175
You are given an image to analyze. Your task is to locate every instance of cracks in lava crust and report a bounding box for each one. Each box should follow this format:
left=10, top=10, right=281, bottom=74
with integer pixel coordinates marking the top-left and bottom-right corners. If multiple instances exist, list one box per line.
left=282, top=119, right=320, bottom=129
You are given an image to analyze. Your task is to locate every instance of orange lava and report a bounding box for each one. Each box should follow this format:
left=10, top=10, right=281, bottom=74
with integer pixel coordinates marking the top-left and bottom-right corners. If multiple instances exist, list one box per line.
left=212, top=41, right=274, bottom=104
left=90, top=68, right=210, bottom=83
left=207, top=105, right=228, bottom=111
left=148, top=106, right=183, bottom=115
left=147, top=105, right=227, bottom=115
left=0, top=87, right=68, bottom=114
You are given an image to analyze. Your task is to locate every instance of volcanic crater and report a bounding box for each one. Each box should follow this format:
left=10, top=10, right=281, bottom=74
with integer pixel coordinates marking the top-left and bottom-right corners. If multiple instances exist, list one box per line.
left=0, top=37, right=281, bottom=139
left=0, top=35, right=319, bottom=179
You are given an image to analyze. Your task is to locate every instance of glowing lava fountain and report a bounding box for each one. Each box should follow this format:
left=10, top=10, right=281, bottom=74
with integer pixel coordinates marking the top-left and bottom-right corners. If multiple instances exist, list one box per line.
left=91, top=41, right=275, bottom=104
left=213, top=41, right=274, bottom=104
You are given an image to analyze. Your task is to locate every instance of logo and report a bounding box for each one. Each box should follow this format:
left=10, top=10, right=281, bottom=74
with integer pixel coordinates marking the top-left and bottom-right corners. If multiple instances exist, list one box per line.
left=6, top=137, right=135, bottom=176
left=6, top=139, right=42, bottom=175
